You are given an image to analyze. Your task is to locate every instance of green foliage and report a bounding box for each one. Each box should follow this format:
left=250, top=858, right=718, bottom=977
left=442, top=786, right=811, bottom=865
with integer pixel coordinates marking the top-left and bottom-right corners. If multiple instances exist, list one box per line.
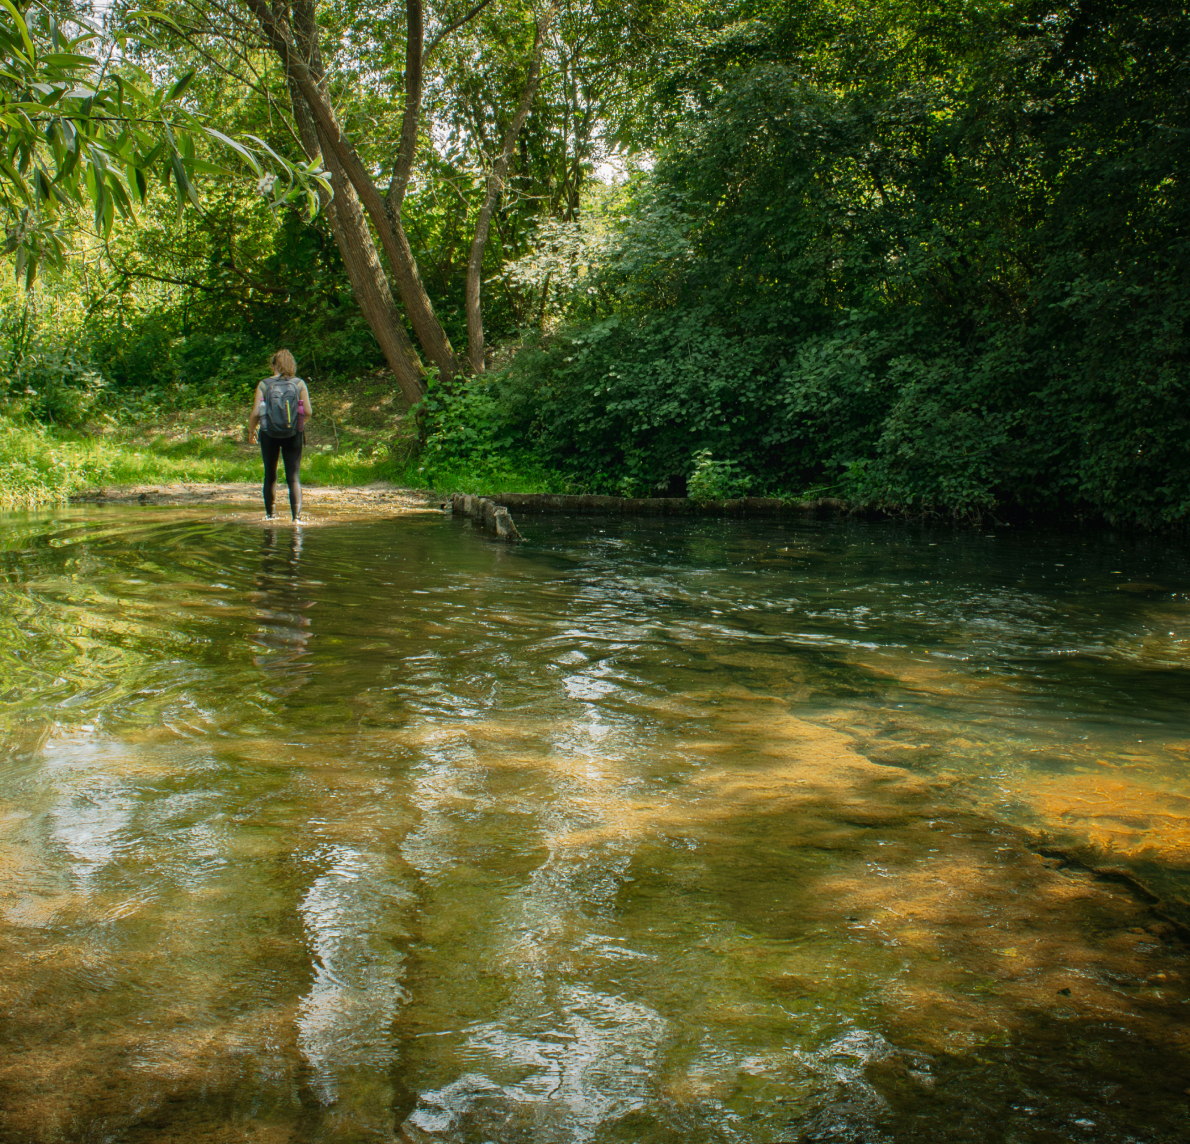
left=415, top=372, right=568, bottom=493
left=506, top=180, right=695, bottom=321
left=417, top=374, right=503, bottom=465
left=0, top=415, right=254, bottom=505
left=0, top=5, right=327, bottom=280
left=493, top=0, right=1190, bottom=525
left=1, top=0, right=692, bottom=440
left=0, top=283, right=112, bottom=425
left=493, top=310, right=777, bottom=494
left=0, top=407, right=566, bottom=508
left=0, top=190, right=388, bottom=428
left=0, top=416, right=77, bottom=503
left=3, top=0, right=1187, bottom=530
left=687, top=450, right=752, bottom=504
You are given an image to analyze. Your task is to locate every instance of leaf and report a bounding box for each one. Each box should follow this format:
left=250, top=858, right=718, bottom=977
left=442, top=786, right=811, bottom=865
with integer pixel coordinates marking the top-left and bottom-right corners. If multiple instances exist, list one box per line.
left=0, top=159, right=31, bottom=205
left=55, top=144, right=79, bottom=185
left=165, top=70, right=195, bottom=104
left=39, top=52, right=97, bottom=68
left=116, top=77, right=148, bottom=105
left=137, top=140, right=165, bottom=168
left=202, top=127, right=262, bottom=176
left=0, top=0, right=35, bottom=64
left=106, top=171, right=132, bottom=217
left=126, top=9, right=190, bottom=37
left=85, top=142, right=108, bottom=176
left=244, top=134, right=293, bottom=182
left=93, top=179, right=107, bottom=233
left=171, top=153, right=200, bottom=209
left=34, top=165, right=52, bottom=204
left=185, top=158, right=233, bottom=177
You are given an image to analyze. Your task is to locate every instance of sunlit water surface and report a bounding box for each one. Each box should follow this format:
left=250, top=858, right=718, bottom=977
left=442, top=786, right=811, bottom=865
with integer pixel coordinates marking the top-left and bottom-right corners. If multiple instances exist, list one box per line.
left=0, top=507, right=1188, bottom=1143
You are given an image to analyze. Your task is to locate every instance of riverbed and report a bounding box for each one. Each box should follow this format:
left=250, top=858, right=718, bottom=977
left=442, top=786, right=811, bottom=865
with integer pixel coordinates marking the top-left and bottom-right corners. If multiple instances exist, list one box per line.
left=0, top=507, right=1186, bottom=1142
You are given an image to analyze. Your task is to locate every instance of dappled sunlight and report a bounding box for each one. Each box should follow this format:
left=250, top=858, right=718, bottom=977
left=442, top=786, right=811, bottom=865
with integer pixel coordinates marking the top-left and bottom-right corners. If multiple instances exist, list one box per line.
left=0, top=509, right=1188, bottom=1140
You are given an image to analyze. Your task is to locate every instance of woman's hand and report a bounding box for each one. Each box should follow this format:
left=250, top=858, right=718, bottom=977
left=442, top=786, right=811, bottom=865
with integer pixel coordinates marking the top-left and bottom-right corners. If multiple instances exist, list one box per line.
left=248, top=427, right=258, bottom=444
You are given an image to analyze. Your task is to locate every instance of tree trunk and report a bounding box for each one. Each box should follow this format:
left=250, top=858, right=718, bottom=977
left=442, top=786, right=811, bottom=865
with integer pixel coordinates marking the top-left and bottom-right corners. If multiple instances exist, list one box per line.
left=322, top=150, right=428, bottom=407
left=284, top=1, right=426, bottom=407
left=385, top=0, right=423, bottom=222
left=247, top=0, right=461, bottom=381
left=465, top=9, right=554, bottom=373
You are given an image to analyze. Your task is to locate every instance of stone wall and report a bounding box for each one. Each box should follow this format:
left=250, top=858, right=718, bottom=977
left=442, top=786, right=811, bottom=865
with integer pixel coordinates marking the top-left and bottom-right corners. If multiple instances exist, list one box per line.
left=484, top=494, right=847, bottom=517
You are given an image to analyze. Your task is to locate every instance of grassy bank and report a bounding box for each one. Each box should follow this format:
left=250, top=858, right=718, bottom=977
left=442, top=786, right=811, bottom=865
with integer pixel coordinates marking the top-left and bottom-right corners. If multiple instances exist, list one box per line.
left=0, top=386, right=570, bottom=509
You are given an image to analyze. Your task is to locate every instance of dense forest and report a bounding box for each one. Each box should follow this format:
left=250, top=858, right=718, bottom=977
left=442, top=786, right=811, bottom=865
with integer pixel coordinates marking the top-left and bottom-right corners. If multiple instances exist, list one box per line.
left=2, top=0, right=1188, bottom=523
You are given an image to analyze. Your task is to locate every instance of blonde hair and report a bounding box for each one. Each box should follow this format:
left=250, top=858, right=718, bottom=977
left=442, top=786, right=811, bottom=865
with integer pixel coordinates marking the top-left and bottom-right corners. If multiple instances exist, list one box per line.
left=271, top=349, right=297, bottom=378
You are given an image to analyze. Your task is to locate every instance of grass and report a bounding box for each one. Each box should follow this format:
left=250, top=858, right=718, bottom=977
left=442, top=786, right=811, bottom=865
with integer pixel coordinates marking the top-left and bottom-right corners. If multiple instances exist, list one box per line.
left=0, top=393, right=572, bottom=508
left=0, top=417, right=251, bottom=506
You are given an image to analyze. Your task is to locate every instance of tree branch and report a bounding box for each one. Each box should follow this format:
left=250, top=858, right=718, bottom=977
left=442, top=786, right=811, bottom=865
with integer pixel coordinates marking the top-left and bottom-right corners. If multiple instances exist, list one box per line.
left=424, top=0, right=497, bottom=59
left=386, top=0, right=423, bottom=222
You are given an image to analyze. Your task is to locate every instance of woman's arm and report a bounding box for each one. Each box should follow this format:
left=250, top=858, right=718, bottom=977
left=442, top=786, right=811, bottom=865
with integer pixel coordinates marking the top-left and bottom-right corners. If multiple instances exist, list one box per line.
left=248, top=382, right=265, bottom=443
left=300, top=381, right=312, bottom=417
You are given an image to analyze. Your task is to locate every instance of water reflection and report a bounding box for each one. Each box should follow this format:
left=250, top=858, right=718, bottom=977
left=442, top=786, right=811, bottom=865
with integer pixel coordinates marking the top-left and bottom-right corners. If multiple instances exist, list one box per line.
left=250, top=526, right=314, bottom=682
left=296, top=842, right=412, bottom=1138
left=0, top=508, right=1186, bottom=1143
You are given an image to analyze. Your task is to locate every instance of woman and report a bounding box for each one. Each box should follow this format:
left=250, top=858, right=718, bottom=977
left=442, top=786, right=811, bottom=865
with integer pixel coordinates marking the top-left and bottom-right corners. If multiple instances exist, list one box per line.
left=249, top=350, right=313, bottom=521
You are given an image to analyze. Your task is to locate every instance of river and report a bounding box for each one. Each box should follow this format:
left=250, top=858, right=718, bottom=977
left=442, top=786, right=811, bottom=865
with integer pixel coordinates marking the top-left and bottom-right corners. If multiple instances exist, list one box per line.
left=0, top=507, right=1186, bottom=1142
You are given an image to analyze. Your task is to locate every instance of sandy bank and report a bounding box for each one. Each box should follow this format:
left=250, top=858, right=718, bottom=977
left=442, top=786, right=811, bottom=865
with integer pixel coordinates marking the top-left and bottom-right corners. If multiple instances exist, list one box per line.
left=71, top=481, right=444, bottom=522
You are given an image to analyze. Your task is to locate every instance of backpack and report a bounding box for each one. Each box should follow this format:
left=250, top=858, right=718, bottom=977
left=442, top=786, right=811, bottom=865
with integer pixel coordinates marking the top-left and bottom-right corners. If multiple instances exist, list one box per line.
left=261, top=376, right=303, bottom=438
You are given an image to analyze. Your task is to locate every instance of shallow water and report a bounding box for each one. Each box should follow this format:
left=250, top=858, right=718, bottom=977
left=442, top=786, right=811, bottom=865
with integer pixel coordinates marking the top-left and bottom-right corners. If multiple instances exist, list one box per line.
left=0, top=507, right=1188, bottom=1143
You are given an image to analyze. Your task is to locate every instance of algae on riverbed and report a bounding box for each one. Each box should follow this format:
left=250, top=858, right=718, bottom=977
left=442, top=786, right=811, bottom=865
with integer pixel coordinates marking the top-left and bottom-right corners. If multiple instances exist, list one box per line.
left=0, top=508, right=1187, bottom=1142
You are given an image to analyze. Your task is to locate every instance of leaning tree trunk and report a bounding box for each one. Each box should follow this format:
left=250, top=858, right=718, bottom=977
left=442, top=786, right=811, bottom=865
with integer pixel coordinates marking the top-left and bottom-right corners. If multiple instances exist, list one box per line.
left=283, top=0, right=426, bottom=406
left=321, top=149, right=428, bottom=407
left=247, top=0, right=461, bottom=382
left=465, top=9, right=554, bottom=373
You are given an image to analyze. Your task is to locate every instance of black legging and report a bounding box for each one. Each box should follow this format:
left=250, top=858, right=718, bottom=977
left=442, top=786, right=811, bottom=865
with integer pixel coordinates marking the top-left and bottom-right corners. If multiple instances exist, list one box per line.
left=260, top=431, right=303, bottom=519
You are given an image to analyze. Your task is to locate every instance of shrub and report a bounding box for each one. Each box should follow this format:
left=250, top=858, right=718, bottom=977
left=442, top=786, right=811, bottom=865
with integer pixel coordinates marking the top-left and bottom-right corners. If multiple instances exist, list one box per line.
left=686, top=450, right=753, bottom=504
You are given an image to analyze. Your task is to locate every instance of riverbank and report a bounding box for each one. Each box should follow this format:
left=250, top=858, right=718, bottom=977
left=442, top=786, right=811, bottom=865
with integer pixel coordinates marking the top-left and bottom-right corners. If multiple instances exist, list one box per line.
left=71, top=481, right=444, bottom=523
left=0, top=390, right=565, bottom=509
left=8, top=402, right=1183, bottom=531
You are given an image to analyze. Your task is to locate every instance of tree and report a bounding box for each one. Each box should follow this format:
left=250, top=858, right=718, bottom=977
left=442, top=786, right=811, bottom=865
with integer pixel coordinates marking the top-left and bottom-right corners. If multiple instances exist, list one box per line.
left=0, top=1, right=326, bottom=283
left=243, top=0, right=571, bottom=384
left=6, top=0, right=677, bottom=403
left=119, top=0, right=669, bottom=400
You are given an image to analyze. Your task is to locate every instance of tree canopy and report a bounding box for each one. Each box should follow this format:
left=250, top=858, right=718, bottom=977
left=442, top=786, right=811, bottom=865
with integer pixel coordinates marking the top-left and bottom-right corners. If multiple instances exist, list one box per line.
left=0, top=1, right=328, bottom=280
left=3, top=0, right=1188, bottom=526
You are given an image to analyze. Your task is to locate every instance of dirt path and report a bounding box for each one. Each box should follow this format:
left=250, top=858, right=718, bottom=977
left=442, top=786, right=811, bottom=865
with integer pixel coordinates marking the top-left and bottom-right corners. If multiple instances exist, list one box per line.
left=72, top=482, right=444, bottom=523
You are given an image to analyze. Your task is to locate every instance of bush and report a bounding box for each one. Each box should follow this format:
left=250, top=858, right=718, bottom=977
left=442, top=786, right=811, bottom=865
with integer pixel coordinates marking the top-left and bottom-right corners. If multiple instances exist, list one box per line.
left=686, top=450, right=754, bottom=503
left=484, top=0, right=1190, bottom=525
left=414, top=373, right=571, bottom=494
left=493, top=311, right=783, bottom=495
